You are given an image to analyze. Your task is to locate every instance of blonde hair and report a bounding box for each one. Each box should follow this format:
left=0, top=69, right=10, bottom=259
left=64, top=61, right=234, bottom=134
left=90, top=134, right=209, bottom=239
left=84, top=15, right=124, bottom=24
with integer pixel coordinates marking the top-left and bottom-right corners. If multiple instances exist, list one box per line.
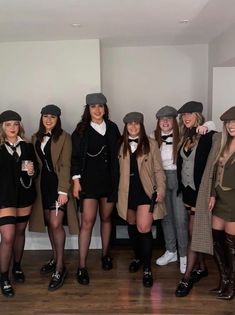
left=215, top=122, right=232, bottom=162
left=0, top=121, right=26, bottom=145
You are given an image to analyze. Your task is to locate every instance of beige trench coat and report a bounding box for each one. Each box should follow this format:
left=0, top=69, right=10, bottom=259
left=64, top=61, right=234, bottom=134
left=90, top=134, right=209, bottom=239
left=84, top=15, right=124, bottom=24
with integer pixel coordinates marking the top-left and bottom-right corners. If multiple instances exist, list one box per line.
left=117, top=138, right=166, bottom=221
left=29, top=131, right=79, bottom=235
left=191, top=132, right=221, bottom=255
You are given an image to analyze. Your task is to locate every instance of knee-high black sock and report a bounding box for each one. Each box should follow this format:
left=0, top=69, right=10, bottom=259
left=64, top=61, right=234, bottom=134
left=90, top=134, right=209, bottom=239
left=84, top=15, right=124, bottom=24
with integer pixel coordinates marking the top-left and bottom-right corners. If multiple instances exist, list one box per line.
left=128, top=224, right=140, bottom=259
left=139, top=231, right=153, bottom=270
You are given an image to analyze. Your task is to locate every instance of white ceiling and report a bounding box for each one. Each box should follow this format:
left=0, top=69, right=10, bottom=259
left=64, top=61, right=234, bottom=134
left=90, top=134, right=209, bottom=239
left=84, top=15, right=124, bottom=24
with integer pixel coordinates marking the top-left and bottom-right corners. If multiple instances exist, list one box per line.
left=0, top=0, right=235, bottom=46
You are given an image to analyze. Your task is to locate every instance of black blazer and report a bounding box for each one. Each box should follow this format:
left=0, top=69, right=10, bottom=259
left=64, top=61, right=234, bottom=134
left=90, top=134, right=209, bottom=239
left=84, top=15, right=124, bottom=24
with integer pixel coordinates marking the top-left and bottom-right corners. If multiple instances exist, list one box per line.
left=177, top=131, right=216, bottom=193
left=71, top=120, right=120, bottom=202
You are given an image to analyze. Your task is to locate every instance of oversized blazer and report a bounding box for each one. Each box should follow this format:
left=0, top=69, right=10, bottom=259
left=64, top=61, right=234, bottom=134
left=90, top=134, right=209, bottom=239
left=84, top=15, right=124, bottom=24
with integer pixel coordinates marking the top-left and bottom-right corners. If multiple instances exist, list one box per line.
left=191, top=132, right=221, bottom=255
left=117, top=138, right=166, bottom=221
left=29, top=130, right=79, bottom=235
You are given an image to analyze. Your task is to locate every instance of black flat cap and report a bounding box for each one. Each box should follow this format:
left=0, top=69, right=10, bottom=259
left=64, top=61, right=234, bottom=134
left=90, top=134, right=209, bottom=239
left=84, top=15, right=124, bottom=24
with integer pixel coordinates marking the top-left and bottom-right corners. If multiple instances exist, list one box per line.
left=156, top=106, right=178, bottom=119
left=0, top=110, right=21, bottom=123
left=123, top=112, right=144, bottom=124
left=41, top=104, right=61, bottom=117
left=178, top=101, right=203, bottom=114
left=220, top=106, right=235, bottom=121
left=86, top=93, right=107, bottom=105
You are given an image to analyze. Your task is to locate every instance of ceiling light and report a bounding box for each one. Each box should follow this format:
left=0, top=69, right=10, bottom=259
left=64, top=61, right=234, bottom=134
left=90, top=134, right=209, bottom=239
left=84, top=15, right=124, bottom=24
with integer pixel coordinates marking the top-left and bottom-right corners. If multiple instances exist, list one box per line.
left=71, top=23, right=81, bottom=27
left=179, top=19, right=189, bottom=24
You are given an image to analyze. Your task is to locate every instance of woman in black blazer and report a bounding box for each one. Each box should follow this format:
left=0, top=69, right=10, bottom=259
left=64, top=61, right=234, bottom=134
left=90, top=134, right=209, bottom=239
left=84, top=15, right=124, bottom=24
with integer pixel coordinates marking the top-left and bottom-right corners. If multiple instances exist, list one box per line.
left=0, top=110, right=37, bottom=298
left=71, top=93, right=120, bottom=285
left=175, top=101, right=215, bottom=297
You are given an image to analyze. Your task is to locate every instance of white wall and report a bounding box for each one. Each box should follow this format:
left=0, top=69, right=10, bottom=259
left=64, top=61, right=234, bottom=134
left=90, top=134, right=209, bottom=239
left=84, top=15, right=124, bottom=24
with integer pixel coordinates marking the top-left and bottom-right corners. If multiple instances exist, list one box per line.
left=208, top=23, right=235, bottom=118
left=0, top=39, right=102, bottom=249
left=0, top=39, right=101, bottom=135
left=212, top=67, right=235, bottom=131
left=101, top=44, right=209, bottom=133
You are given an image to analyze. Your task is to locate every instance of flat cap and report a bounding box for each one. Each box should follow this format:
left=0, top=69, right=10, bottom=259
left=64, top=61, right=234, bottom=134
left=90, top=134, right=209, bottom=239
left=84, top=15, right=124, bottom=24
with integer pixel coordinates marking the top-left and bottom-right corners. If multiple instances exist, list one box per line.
left=41, top=104, right=61, bottom=117
left=0, top=110, right=21, bottom=123
left=86, top=93, right=107, bottom=105
left=178, top=101, right=203, bottom=114
left=220, top=106, right=235, bottom=121
left=123, top=112, right=144, bottom=124
left=156, top=106, right=178, bottom=119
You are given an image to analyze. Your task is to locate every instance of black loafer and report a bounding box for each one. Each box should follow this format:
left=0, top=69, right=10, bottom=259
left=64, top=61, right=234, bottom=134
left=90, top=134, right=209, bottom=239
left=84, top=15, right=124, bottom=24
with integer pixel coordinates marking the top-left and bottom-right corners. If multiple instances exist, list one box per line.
left=101, top=255, right=113, bottom=270
left=48, top=267, right=67, bottom=291
left=40, top=258, right=56, bottom=274
left=1, top=280, right=15, bottom=298
left=12, top=268, right=25, bottom=283
left=143, top=268, right=153, bottom=288
left=77, top=268, right=89, bottom=285
left=175, top=278, right=193, bottom=297
left=190, top=268, right=208, bottom=283
left=129, top=259, right=142, bottom=273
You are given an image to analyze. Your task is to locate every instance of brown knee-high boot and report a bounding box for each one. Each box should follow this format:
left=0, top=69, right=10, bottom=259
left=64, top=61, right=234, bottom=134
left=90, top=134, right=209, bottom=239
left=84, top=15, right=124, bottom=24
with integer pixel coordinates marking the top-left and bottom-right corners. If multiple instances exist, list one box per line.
left=210, top=229, right=228, bottom=294
left=217, top=233, right=235, bottom=300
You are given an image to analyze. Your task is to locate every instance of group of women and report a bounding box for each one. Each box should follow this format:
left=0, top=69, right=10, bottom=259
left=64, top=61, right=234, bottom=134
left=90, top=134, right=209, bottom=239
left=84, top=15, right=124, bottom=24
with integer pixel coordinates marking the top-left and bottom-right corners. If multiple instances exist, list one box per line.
left=0, top=94, right=234, bottom=302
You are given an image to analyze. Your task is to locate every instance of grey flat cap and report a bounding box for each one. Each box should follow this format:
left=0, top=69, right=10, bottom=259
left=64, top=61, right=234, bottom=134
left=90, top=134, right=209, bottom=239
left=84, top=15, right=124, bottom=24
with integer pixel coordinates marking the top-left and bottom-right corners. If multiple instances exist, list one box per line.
left=123, top=112, right=144, bottom=124
left=41, top=104, right=61, bottom=117
left=220, top=106, right=235, bottom=121
left=178, top=101, right=203, bottom=114
left=156, top=106, right=178, bottom=119
left=86, top=93, right=107, bottom=105
left=0, top=110, right=21, bottom=123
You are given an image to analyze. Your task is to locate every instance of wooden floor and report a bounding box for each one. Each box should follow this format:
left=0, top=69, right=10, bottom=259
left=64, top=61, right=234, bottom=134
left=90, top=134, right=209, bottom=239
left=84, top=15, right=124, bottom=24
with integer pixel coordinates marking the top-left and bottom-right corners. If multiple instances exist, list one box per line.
left=1, top=247, right=235, bottom=315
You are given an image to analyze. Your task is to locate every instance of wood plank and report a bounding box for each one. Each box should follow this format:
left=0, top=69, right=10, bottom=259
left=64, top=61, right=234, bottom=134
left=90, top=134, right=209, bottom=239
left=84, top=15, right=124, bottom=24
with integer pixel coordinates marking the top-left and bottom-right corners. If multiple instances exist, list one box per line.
left=1, top=248, right=234, bottom=314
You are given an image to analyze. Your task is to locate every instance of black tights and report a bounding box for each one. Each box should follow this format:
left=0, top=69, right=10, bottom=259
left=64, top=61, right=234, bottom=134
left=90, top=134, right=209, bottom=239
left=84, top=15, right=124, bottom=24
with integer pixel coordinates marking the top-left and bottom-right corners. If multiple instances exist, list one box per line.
left=44, top=210, right=65, bottom=272
left=184, top=211, right=206, bottom=280
left=0, top=223, right=15, bottom=277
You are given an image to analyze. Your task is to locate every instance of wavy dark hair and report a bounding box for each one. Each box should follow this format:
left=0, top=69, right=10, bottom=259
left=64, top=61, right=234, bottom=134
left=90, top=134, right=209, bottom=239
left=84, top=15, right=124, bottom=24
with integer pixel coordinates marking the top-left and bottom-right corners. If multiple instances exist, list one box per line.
left=75, top=104, right=109, bottom=136
left=118, top=123, right=150, bottom=158
left=154, top=117, right=179, bottom=164
left=35, top=116, right=63, bottom=142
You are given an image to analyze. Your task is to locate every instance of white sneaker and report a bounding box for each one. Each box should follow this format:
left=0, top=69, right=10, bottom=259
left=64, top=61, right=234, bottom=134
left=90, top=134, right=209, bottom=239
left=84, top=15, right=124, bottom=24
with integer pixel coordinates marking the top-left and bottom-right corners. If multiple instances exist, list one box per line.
left=156, top=250, right=177, bottom=266
left=180, top=256, right=187, bottom=274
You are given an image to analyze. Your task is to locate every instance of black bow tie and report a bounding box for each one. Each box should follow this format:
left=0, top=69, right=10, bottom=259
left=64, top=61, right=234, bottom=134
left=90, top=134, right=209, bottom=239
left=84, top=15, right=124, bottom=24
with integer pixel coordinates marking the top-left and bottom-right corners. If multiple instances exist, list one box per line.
left=5, top=142, right=20, bottom=161
left=161, top=133, right=173, bottom=141
left=128, top=138, right=139, bottom=144
left=44, top=132, right=52, bottom=137
left=161, top=133, right=173, bottom=145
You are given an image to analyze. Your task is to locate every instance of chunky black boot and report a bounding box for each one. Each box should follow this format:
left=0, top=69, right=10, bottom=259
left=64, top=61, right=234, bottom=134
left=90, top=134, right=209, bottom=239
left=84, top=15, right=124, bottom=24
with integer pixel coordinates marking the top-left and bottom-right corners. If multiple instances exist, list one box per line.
left=210, top=229, right=228, bottom=294
left=217, top=233, right=235, bottom=300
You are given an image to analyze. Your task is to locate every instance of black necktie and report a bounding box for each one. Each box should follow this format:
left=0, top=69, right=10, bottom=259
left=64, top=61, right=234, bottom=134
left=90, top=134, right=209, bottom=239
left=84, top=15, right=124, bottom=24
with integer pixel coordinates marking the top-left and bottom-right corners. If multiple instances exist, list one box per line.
left=5, top=142, right=20, bottom=161
left=128, top=138, right=139, bottom=143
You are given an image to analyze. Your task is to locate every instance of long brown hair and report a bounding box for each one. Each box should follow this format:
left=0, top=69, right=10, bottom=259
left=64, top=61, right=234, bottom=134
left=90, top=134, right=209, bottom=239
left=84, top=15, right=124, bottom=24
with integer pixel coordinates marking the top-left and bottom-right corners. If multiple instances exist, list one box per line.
left=154, top=117, right=179, bottom=164
left=35, top=116, right=63, bottom=142
left=75, top=104, right=109, bottom=137
left=119, top=123, right=150, bottom=158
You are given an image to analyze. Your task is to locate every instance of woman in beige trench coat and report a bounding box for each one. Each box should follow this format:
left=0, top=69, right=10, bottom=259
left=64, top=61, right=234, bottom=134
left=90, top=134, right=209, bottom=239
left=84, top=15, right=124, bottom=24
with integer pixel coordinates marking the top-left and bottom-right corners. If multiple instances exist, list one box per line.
left=117, top=112, right=166, bottom=288
left=29, top=104, right=79, bottom=291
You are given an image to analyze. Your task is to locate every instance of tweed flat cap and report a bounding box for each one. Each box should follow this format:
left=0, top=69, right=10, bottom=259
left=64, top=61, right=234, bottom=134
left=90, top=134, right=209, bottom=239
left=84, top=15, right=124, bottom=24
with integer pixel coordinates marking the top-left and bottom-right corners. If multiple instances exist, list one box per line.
left=41, top=104, right=61, bottom=117
left=156, top=106, right=178, bottom=119
left=0, top=110, right=21, bottom=123
left=178, top=101, right=203, bottom=114
left=220, top=106, right=235, bottom=121
left=86, top=93, right=107, bottom=105
left=123, top=112, right=144, bottom=124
